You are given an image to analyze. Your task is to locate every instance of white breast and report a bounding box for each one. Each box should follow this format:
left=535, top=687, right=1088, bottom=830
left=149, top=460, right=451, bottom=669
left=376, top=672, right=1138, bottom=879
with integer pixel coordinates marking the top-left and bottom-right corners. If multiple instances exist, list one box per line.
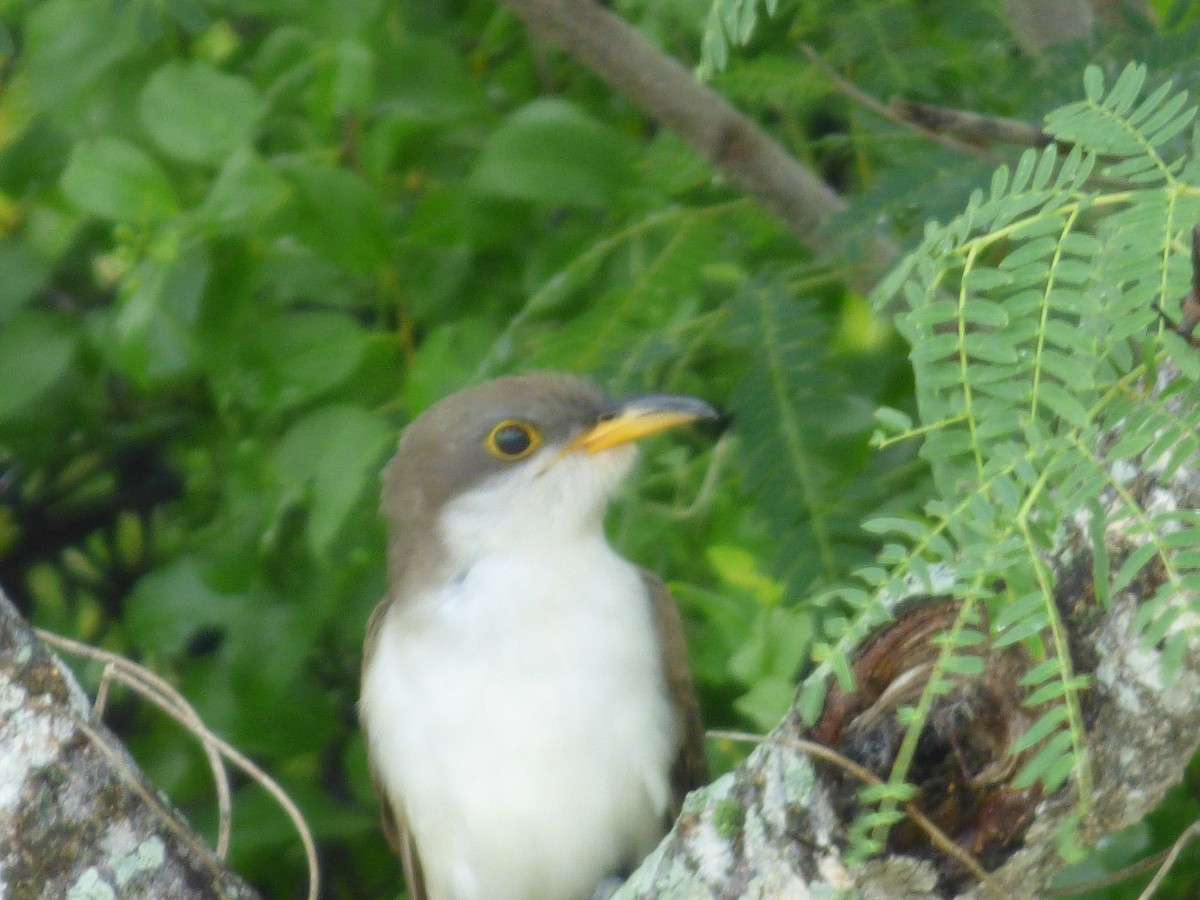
left=360, top=537, right=679, bottom=900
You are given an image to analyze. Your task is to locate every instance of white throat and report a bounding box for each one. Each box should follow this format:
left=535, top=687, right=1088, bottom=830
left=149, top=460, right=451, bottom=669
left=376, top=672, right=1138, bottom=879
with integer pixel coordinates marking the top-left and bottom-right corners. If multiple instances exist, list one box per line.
left=437, top=443, right=637, bottom=563
left=360, top=446, right=680, bottom=900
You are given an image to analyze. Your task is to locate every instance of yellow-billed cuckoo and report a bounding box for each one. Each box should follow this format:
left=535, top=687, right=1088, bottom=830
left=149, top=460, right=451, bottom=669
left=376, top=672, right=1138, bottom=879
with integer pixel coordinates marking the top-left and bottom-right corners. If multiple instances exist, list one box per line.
left=359, top=373, right=718, bottom=900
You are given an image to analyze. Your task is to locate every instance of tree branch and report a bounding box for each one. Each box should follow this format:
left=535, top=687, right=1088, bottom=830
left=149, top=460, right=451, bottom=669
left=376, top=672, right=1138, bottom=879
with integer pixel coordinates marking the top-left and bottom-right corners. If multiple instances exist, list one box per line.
left=888, top=99, right=1053, bottom=150
left=0, top=589, right=261, bottom=899
left=491, top=0, right=900, bottom=284
left=798, top=44, right=1002, bottom=163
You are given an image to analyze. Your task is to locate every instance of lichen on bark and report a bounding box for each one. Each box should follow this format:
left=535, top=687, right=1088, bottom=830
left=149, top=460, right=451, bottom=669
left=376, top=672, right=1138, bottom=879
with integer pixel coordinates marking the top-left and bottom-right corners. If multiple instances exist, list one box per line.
left=0, top=589, right=259, bottom=900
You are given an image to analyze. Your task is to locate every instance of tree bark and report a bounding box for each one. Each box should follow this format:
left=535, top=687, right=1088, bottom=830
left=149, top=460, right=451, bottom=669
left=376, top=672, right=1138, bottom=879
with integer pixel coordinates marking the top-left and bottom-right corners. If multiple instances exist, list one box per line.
left=0, top=589, right=260, bottom=900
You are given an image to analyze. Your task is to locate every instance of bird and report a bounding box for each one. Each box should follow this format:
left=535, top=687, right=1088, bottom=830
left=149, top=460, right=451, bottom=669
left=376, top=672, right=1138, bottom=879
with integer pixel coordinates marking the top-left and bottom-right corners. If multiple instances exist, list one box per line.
left=359, top=372, right=719, bottom=900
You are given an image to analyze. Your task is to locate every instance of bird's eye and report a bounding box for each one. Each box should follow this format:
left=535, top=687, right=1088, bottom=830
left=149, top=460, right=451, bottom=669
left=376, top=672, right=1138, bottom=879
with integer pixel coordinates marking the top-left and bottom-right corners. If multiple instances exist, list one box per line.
left=485, top=420, right=541, bottom=461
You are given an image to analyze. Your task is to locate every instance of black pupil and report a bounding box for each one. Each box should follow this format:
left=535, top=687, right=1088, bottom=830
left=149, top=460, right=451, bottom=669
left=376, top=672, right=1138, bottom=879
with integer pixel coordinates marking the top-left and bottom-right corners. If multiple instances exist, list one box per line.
left=494, top=424, right=532, bottom=456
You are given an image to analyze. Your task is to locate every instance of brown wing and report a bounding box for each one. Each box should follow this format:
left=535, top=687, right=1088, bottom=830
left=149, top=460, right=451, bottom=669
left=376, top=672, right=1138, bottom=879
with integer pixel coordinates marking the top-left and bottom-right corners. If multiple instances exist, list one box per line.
left=640, top=570, right=708, bottom=814
left=361, top=599, right=428, bottom=900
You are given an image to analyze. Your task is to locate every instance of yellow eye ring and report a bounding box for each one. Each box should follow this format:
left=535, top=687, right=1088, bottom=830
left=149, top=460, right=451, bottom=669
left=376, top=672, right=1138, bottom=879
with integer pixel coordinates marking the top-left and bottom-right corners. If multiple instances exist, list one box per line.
left=485, top=420, right=541, bottom=461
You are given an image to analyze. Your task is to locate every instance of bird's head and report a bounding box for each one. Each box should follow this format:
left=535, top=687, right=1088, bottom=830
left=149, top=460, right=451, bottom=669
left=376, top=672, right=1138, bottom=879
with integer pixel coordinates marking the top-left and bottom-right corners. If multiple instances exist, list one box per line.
left=381, top=372, right=721, bottom=586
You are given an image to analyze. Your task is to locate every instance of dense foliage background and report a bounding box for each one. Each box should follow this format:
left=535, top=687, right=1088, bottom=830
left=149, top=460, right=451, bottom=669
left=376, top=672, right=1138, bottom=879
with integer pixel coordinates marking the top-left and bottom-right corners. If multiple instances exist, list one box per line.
left=3, top=0, right=1200, bottom=897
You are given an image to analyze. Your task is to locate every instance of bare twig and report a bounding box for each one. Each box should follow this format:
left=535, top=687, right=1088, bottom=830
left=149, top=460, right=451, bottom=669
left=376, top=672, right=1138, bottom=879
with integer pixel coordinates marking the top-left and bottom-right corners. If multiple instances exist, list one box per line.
left=94, top=662, right=114, bottom=717
left=883, top=96, right=1134, bottom=191
left=107, top=666, right=237, bottom=859
left=707, top=728, right=1000, bottom=895
left=74, top=719, right=233, bottom=880
left=38, top=631, right=236, bottom=860
left=1136, top=819, right=1200, bottom=900
left=36, top=629, right=320, bottom=900
left=490, top=0, right=900, bottom=287
left=1045, top=849, right=1167, bottom=895
left=675, top=430, right=731, bottom=518
left=648, top=429, right=732, bottom=520
left=797, top=44, right=1000, bottom=163
left=889, top=99, right=1053, bottom=149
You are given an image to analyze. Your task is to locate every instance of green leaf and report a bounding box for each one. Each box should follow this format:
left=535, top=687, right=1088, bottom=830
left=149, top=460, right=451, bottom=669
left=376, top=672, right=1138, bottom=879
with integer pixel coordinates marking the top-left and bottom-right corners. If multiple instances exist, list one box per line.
left=990, top=164, right=1010, bottom=200
left=993, top=606, right=1050, bottom=647
left=708, top=544, right=785, bottom=606
left=1032, top=144, right=1058, bottom=190
left=1020, top=657, right=1064, bottom=687
left=797, top=677, right=829, bottom=726
left=959, top=298, right=1009, bottom=328
left=873, top=406, right=913, bottom=434
left=940, top=654, right=985, bottom=676
left=125, top=558, right=244, bottom=656
left=330, top=38, right=374, bottom=115
left=1035, top=382, right=1091, bottom=428
left=963, top=332, right=1018, bottom=364
left=280, top=162, right=392, bottom=272
left=1024, top=674, right=1089, bottom=707
left=698, top=7, right=728, bottom=79
left=733, top=676, right=797, bottom=731
left=60, top=137, right=177, bottom=221
left=1011, top=148, right=1038, bottom=194
left=0, top=312, right=77, bottom=421
left=830, top=647, right=855, bottom=691
left=0, top=240, right=52, bottom=320
left=910, top=332, right=960, bottom=362
left=253, top=312, right=369, bottom=410
left=1011, top=705, right=1069, bottom=754
left=861, top=516, right=927, bottom=540
left=113, top=244, right=209, bottom=385
left=1014, top=729, right=1074, bottom=789
left=472, top=98, right=634, bottom=208
left=139, top=60, right=264, bottom=165
left=196, top=146, right=289, bottom=228
left=273, top=405, right=392, bottom=556
left=21, top=0, right=139, bottom=109
left=858, top=808, right=905, bottom=829
left=859, top=782, right=917, bottom=803
left=1164, top=331, right=1200, bottom=380
left=1128, top=81, right=1175, bottom=127
left=962, top=267, right=1013, bottom=292
left=375, top=35, right=488, bottom=126
left=1112, top=543, right=1158, bottom=594
left=1036, top=349, right=1092, bottom=389
left=1107, top=63, right=1146, bottom=116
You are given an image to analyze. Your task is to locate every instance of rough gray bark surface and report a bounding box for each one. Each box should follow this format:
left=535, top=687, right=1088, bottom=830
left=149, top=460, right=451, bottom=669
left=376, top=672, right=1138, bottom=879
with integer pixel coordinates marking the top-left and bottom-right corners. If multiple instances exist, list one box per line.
left=615, top=367, right=1200, bottom=899
left=0, top=590, right=259, bottom=900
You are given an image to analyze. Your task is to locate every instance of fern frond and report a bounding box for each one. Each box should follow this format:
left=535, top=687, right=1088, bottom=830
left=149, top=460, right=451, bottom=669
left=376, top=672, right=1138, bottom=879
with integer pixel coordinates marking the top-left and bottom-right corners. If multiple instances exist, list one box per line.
left=804, top=61, right=1200, bottom=861
left=1049, top=64, right=1196, bottom=170
left=729, top=273, right=856, bottom=592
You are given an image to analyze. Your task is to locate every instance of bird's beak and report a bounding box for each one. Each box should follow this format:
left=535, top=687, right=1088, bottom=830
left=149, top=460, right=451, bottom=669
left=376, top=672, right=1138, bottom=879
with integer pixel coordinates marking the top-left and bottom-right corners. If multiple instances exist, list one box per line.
left=567, top=393, right=724, bottom=454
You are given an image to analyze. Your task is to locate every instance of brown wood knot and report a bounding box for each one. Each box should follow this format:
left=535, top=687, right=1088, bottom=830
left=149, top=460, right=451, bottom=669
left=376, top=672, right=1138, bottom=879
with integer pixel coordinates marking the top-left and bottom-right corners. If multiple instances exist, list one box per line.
left=1153, top=223, right=1200, bottom=346
left=810, top=597, right=1043, bottom=890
